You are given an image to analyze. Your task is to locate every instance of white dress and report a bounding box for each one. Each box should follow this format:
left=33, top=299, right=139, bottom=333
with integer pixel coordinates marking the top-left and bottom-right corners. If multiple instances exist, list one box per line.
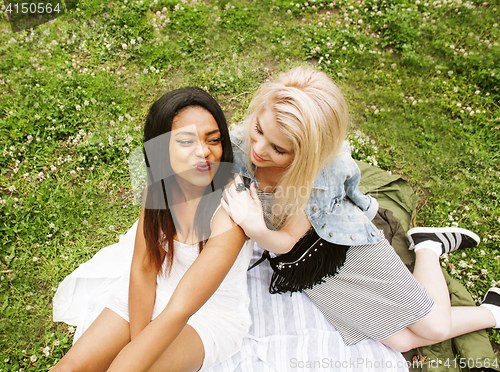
left=53, top=219, right=254, bottom=370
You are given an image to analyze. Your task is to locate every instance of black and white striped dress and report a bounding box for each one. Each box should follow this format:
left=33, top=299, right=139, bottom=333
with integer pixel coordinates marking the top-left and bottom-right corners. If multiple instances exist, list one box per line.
left=256, top=186, right=435, bottom=345
left=303, top=239, right=434, bottom=345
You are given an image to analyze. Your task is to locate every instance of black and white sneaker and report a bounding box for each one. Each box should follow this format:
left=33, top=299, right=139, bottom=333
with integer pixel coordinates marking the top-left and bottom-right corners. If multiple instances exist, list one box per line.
left=481, top=287, right=500, bottom=329
left=407, top=227, right=480, bottom=255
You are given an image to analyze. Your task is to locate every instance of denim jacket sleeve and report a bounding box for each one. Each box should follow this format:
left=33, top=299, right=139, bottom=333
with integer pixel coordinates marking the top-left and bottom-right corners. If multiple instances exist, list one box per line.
left=306, top=141, right=382, bottom=246
left=343, top=145, right=379, bottom=221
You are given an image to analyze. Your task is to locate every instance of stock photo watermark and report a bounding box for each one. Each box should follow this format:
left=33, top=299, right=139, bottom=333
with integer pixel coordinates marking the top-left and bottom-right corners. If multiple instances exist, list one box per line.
left=4, top=0, right=79, bottom=32
left=289, top=357, right=499, bottom=370
left=289, top=357, right=423, bottom=370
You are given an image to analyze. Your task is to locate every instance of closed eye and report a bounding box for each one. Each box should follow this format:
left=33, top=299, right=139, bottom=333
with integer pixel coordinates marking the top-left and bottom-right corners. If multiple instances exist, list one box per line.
left=273, top=146, right=286, bottom=155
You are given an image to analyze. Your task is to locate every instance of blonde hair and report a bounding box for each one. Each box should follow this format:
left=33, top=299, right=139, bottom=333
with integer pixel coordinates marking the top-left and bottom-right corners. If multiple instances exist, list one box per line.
left=244, top=66, right=349, bottom=228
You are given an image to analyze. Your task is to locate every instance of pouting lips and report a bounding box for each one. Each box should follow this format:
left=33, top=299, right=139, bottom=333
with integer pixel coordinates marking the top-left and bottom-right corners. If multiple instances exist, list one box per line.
left=194, top=162, right=212, bottom=172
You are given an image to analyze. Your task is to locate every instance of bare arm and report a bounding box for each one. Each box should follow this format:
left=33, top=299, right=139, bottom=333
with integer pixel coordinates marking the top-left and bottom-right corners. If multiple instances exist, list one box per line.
left=248, top=211, right=312, bottom=254
left=221, top=177, right=312, bottom=254
left=128, top=206, right=157, bottom=340
left=107, top=208, right=247, bottom=372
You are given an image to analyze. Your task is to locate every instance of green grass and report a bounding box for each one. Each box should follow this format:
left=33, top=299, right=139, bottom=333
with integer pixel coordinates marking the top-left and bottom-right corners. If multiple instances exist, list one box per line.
left=0, top=0, right=499, bottom=369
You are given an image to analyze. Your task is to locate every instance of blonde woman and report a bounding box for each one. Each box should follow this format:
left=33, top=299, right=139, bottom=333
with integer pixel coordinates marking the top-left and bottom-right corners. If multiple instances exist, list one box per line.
left=221, top=67, right=500, bottom=351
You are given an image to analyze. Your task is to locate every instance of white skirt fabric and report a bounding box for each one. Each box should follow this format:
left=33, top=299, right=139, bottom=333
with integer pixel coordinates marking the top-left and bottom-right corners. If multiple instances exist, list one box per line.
left=53, top=220, right=254, bottom=370
left=205, top=245, right=408, bottom=372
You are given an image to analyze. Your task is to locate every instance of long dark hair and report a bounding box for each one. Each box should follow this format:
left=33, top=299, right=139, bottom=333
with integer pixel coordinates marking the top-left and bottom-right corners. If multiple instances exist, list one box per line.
left=142, top=87, right=233, bottom=274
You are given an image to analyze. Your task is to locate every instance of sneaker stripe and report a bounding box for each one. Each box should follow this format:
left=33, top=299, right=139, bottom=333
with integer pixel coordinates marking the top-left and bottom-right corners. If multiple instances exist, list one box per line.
left=446, top=232, right=456, bottom=252
left=437, top=232, right=450, bottom=253
left=455, top=233, right=462, bottom=250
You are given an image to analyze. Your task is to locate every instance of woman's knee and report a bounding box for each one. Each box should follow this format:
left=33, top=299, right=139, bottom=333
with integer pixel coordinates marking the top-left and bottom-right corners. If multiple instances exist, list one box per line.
left=409, top=314, right=451, bottom=342
left=50, top=363, right=81, bottom=372
left=381, top=332, right=419, bottom=353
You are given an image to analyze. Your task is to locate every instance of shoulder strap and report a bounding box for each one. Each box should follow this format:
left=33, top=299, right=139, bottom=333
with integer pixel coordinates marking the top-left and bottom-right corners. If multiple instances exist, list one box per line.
left=247, top=250, right=271, bottom=271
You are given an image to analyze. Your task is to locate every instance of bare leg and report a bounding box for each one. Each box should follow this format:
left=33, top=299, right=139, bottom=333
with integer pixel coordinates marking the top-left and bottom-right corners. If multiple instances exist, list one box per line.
left=380, top=228, right=498, bottom=352
left=50, top=308, right=130, bottom=372
left=381, top=246, right=496, bottom=351
left=381, top=306, right=496, bottom=352
left=407, top=249, right=452, bottom=341
left=147, top=325, right=204, bottom=372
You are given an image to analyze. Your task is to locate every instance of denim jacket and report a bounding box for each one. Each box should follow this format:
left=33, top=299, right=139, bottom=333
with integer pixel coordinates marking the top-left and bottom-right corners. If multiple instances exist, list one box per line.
left=230, top=127, right=382, bottom=246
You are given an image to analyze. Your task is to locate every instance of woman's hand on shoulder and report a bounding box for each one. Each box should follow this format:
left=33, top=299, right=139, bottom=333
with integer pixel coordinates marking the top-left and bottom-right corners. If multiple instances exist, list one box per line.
left=220, top=174, right=267, bottom=239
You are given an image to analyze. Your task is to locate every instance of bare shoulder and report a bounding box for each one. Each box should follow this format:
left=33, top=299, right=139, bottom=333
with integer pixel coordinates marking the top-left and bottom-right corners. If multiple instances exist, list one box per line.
left=210, top=206, right=239, bottom=237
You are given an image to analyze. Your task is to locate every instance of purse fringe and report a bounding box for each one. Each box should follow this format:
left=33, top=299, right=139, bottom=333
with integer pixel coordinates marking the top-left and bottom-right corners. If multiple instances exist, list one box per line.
left=267, top=229, right=349, bottom=294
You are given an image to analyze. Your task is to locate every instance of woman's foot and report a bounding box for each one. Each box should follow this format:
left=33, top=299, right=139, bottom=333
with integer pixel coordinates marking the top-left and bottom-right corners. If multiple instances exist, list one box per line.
left=481, top=288, right=500, bottom=328
left=407, top=227, right=480, bottom=256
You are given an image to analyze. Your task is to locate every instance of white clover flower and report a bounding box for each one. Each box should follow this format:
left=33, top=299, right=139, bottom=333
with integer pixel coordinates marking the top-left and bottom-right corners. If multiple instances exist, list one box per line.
left=26, top=305, right=32, bottom=310
left=122, top=43, right=128, bottom=50
left=31, top=355, right=37, bottom=363
left=42, top=346, right=50, bottom=357
left=68, top=326, right=75, bottom=333
left=125, top=135, right=133, bottom=145
left=75, top=105, right=81, bottom=111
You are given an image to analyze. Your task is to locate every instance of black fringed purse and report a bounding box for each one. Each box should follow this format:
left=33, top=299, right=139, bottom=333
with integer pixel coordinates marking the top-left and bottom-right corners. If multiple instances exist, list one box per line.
left=249, top=228, right=349, bottom=294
